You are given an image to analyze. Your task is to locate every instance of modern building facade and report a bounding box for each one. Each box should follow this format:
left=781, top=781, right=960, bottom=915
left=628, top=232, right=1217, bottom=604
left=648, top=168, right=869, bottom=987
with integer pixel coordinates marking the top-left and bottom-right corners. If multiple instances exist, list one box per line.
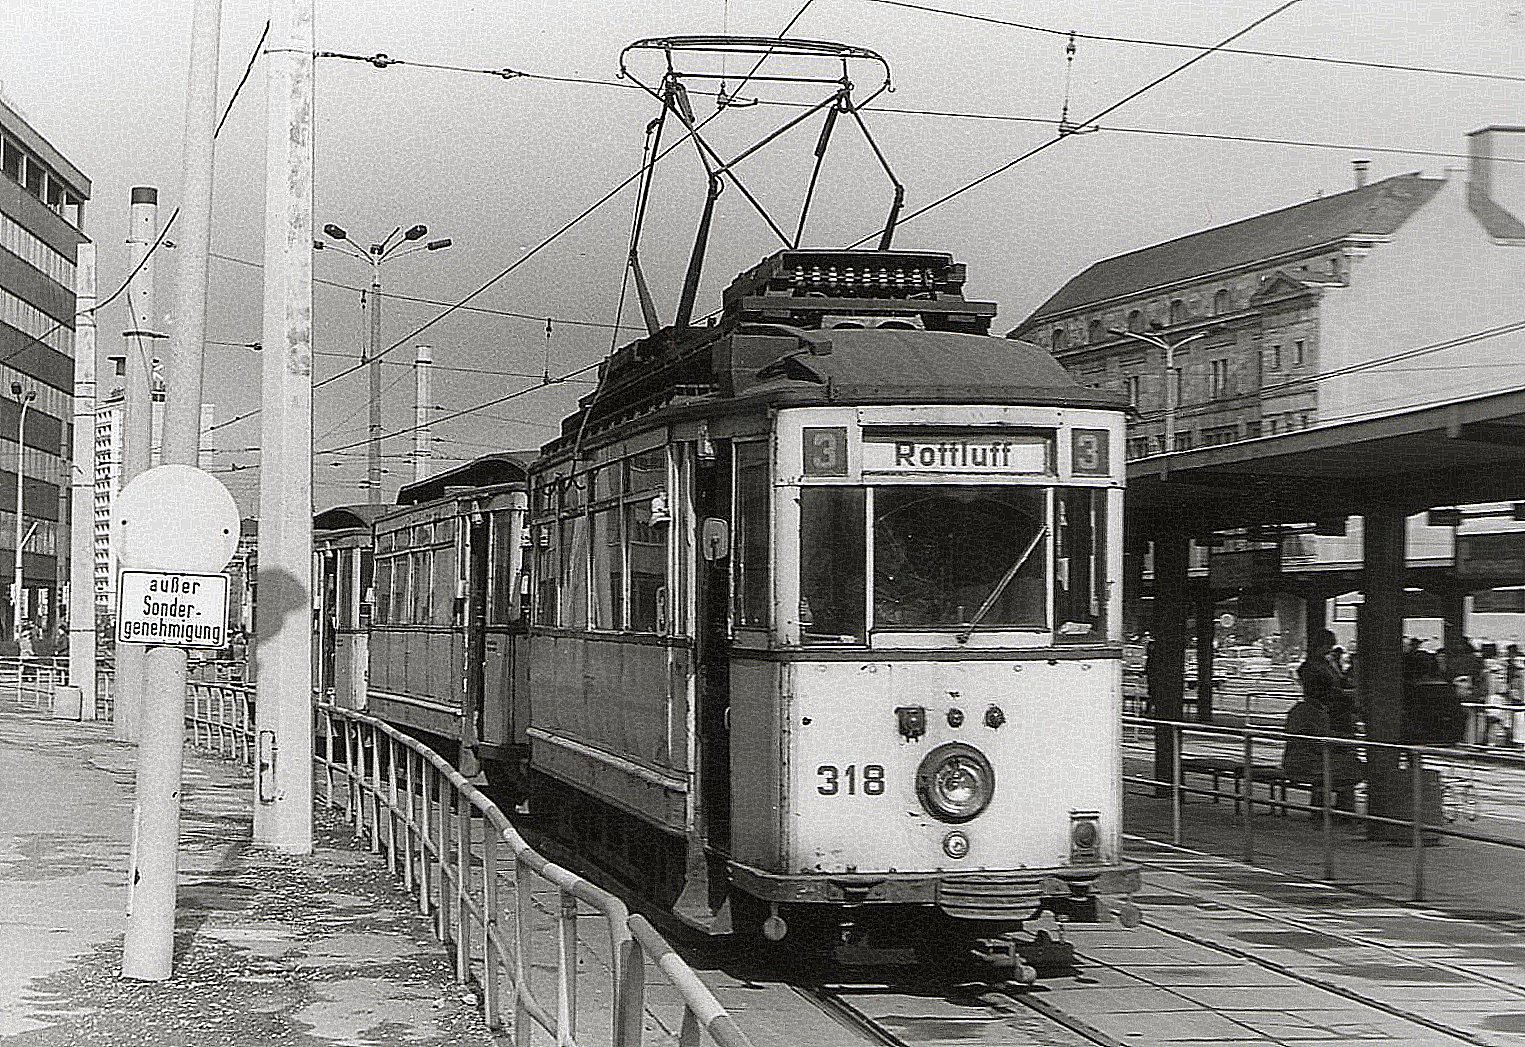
left=0, top=95, right=89, bottom=638
left=92, top=358, right=167, bottom=615
left=1010, top=128, right=1525, bottom=647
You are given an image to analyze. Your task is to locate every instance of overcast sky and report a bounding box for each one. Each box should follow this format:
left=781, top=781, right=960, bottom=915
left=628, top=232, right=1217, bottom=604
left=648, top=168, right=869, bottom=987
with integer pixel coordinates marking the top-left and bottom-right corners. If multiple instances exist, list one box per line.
left=1, top=0, right=1520, bottom=510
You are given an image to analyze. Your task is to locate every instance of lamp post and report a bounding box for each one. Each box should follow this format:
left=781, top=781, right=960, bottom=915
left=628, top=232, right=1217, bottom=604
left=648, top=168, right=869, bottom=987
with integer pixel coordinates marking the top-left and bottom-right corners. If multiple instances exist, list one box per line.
left=10, top=382, right=34, bottom=641
left=317, top=223, right=452, bottom=503
left=1109, top=327, right=1206, bottom=478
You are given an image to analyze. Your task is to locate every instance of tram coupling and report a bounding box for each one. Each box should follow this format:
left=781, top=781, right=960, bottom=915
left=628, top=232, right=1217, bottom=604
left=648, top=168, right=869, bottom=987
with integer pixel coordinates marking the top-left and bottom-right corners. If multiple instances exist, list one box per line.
left=969, top=928, right=1074, bottom=983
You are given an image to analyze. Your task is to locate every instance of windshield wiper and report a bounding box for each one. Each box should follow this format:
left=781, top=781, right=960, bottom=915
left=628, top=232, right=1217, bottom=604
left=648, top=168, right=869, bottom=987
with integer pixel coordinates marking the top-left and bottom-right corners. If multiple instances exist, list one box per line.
left=956, top=526, right=1048, bottom=645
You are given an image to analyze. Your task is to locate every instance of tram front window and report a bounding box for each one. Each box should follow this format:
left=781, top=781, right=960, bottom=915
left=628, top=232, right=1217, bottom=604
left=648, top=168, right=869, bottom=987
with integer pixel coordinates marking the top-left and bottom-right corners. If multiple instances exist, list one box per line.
left=799, top=487, right=866, bottom=644
left=874, top=486, right=1047, bottom=630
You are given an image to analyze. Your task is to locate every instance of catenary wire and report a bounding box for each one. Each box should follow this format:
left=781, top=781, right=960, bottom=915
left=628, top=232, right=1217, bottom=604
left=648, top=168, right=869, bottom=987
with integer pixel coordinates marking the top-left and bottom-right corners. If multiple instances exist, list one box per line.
left=847, top=0, right=1305, bottom=246
left=862, top=0, right=1525, bottom=85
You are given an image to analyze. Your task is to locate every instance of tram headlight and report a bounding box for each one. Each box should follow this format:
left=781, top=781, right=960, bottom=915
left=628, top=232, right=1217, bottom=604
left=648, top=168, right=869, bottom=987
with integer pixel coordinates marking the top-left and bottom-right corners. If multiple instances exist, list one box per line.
left=915, top=743, right=995, bottom=824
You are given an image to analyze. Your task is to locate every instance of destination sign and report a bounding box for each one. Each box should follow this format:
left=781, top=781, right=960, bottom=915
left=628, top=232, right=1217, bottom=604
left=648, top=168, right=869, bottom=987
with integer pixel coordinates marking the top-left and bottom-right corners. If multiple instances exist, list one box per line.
left=862, top=429, right=1052, bottom=475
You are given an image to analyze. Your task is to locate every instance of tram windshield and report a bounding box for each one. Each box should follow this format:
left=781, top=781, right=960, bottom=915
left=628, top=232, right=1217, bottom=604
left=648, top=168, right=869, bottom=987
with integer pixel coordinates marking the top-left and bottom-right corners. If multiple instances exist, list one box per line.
left=799, top=485, right=1108, bottom=644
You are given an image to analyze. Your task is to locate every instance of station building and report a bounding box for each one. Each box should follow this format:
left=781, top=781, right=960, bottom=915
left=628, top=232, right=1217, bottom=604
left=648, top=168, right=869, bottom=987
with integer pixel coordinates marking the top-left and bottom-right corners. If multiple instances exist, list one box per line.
left=1009, top=128, right=1525, bottom=650
left=0, top=94, right=89, bottom=639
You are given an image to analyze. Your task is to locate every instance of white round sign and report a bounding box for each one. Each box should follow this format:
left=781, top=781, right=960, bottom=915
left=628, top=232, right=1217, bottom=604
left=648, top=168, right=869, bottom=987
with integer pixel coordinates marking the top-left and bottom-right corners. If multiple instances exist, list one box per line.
left=1217, top=613, right=1237, bottom=629
left=111, top=465, right=241, bottom=573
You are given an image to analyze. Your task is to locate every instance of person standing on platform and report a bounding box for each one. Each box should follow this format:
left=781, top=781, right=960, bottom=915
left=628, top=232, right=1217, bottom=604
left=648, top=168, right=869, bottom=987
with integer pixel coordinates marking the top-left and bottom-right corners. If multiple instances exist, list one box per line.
left=1285, top=631, right=1364, bottom=812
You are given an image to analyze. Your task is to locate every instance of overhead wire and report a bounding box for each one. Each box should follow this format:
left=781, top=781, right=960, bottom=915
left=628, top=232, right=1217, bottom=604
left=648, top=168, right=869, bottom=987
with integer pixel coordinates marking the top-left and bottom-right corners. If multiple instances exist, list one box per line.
left=861, top=0, right=1525, bottom=85
left=846, top=0, right=1306, bottom=246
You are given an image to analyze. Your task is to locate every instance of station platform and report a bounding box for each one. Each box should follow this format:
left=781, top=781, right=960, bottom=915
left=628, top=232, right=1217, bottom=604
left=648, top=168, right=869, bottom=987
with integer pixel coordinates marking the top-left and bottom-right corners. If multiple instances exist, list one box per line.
left=0, top=711, right=493, bottom=1045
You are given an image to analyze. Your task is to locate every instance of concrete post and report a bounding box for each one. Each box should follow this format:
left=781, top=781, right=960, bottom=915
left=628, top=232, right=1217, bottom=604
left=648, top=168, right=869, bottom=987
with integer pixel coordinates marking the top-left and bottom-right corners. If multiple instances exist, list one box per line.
left=1438, top=585, right=1467, bottom=653
left=413, top=344, right=432, bottom=483
left=1360, top=508, right=1408, bottom=837
left=115, top=187, right=161, bottom=743
left=120, top=0, right=222, bottom=983
left=1151, top=533, right=1190, bottom=789
left=252, top=0, right=315, bottom=855
left=68, top=243, right=98, bottom=719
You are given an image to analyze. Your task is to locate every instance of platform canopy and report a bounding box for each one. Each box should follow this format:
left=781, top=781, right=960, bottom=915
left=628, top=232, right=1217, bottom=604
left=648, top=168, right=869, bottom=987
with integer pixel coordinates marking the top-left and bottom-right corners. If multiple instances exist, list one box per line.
left=1127, top=386, right=1525, bottom=539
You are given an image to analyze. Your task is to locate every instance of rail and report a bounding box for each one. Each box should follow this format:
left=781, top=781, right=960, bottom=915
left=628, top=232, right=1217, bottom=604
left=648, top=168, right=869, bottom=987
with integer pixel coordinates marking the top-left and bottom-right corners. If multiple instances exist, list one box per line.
left=314, top=702, right=752, bottom=1047
left=1123, top=713, right=1525, bottom=903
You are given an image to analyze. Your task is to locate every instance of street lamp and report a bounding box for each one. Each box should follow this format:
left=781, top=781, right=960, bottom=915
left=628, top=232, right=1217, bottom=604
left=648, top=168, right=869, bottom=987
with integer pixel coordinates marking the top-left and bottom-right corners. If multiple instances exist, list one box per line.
left=317, top=222, right=453, bottom=503
left=1108, top=327, right=1206, bottom=476
left=10, top=382, right=34, bottom=642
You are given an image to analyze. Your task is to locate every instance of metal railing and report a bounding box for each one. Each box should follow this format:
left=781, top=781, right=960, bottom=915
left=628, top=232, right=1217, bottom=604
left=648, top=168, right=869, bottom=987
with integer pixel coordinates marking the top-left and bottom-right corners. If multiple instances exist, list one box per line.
left=0, top=657, right=68, bottom=713
left=185, top=681, right=255, bottom=762
left=314, top=702, right=751, bottom=1047
left=1123, top=714, right=1525, bottom=903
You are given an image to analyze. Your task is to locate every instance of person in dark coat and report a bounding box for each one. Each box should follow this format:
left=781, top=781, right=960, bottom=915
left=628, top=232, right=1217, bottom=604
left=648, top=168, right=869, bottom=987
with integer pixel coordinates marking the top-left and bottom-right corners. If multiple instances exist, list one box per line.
left=1285, top=628, right=1363, bottom=810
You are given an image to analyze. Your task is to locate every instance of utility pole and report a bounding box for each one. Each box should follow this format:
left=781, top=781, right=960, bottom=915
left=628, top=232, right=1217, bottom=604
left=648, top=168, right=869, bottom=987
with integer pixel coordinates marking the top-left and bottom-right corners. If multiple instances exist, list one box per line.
left=10, top=385, right=33, bottom=641
left=120, top=0, right=222, bottom=983
left=68, top=243, right=97, bottom=719
left=252, top=0, right=315, bottom=854
left=116, top=187, right=161, bottom=743
left=316, top=224, right=451, bottom=503
left=413, top=344, right=432, bottom=482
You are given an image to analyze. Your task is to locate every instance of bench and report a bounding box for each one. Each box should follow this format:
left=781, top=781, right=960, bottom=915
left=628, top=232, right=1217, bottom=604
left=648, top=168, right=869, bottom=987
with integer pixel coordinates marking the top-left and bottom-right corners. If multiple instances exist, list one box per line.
left=1178, top=756, right=1292, bottom=814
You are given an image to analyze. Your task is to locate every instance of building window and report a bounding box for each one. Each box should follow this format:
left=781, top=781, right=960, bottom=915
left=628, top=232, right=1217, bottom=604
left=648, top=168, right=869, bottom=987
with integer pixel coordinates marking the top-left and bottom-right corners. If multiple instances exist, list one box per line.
left=1173, top=432, right=1193, bottom=452
left=1051, top=328, right=1067, bottom=352
left=1126, top=309, right=1144, bottom=333
left=1127, top=437, right=1152, bottom=459
left=1201, top=424, right=1238, bottom=447
left=1268, top=344, right=1282, bottom=370
left=1213, top=289, right=1231, bottom=315
left=1123, top=375, right=1141, bottom=406
left=1209, top=359, right=1229, bottom=400
left=1245, top=420, right=1262, bottom=439
left=1087, top=319, right=1103, bottom=343
left=0, top=138, right=19, bottom=182
left=1294, top=339, right=1305, bottom=367
left=22, top=157, right=43, bottom=197
left=1298, top=411, right=1312, bottom=429
left=1169, top=299, right=1187, bottom=324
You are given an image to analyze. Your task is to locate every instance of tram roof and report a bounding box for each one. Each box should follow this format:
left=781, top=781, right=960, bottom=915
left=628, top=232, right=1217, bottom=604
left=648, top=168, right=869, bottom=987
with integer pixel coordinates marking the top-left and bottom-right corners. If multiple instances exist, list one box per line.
left=395, top=453, right=533, bottom=506
left=752, top=328, right=1129, bottom=409
left=313, top=504, right=387, bottom=533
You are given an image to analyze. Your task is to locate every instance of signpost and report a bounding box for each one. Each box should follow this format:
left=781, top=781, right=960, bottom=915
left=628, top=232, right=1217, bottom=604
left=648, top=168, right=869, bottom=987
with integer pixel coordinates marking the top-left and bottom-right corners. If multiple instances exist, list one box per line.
left=114, top=465, right=239, bottom=982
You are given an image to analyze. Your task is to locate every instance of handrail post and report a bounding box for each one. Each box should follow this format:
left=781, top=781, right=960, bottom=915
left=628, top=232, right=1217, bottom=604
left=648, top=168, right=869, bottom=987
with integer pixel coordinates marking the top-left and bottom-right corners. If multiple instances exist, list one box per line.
left=400, top=742, right=415, bottom=894
left=1411, top=750, right=1426, bottom=902
left=368, top=724, right=382, bottom=854
left=513, top=854, right=532, bottom=1045
left=558, top=892, right=579, bottom=1043
left=385, top=734, right=400, bottom=876
left=1170, top=723, right=1182, bottom=847
left=482, top=827, right=501, bottom=1030
left=455, top=786, right=469, bottom=981
left=322, top=707, right=334, bottom=809
left=417, top=756, right=433, bottom=917
left=1241, top=732, right=1254, bottom=863
left=1321, top=741, right=1333, bottom=882
left=347, top=720, right=361, bottom=834
left=615, top=937, right=645, bottom=1047
left=436, top=767, right=450, bottom=943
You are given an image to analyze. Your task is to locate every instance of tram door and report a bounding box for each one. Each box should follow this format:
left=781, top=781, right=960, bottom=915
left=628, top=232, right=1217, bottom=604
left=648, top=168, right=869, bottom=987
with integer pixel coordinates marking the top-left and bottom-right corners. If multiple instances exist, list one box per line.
left=318, top=550, right=338, bottom=694
left=694, top=441, right=733, bottom=851
left=464, top=511, right=490, bottom=756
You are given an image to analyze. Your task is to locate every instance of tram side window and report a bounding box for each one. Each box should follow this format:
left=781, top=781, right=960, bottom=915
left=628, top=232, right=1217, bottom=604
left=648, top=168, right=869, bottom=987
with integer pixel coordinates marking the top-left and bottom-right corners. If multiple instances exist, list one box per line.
left=337, top=549, right=355, bottom=627
left=733, top=442, right=771, bottom=628
left=560, top=514, right=589, bottom=628
left=799, top=487, right=865, bottom=644
left=390, top=549, right=411, bottom=624
left=488, top=510, right=518, bottom=626
left=1055, top=488, right=1108, bottom=644
left=411, top=546, right=434, bottom=623
left=533, top=522, right=558, bottom=625
left=431, top=539, right=456, bottom=626
left=372, top=555, right=392, bottom=625
left=589, top=506, right=621, bottom=630
left=626, top=498, right=668, bottom=633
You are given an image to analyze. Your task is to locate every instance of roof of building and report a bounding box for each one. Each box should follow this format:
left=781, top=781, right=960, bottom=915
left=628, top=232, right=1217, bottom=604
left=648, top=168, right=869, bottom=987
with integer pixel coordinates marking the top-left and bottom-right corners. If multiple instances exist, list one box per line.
left=752, top=327, right=1128, bottom=408
left=0, top=95, right=90, bottom=198
left=1018, top=173, right=1445, bottom=327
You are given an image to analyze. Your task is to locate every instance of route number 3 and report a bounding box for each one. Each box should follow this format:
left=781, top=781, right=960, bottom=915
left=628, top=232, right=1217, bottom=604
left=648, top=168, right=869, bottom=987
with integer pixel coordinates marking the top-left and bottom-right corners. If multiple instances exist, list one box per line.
left=802, top=427, right=848, bottom=477
left=1071, top=428, right=1109, bottom=476
left=817, top=764, right=885, bottom=795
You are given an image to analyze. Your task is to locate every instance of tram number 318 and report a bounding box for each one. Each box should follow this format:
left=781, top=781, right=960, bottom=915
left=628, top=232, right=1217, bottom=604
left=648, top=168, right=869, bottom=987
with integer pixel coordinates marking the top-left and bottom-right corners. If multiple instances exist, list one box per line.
left=817, top=764, right=885, bottom=796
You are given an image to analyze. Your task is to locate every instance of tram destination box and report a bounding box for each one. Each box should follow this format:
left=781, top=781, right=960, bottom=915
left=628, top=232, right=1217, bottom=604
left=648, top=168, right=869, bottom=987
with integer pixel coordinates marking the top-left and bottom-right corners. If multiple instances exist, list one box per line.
left=116, top=570, right=230, bottom=649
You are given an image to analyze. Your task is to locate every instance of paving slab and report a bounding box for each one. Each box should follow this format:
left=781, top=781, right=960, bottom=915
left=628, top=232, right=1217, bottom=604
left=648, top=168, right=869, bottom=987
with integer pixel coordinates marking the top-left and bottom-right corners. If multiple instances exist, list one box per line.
left=0, top=711, right=492, bottom=1046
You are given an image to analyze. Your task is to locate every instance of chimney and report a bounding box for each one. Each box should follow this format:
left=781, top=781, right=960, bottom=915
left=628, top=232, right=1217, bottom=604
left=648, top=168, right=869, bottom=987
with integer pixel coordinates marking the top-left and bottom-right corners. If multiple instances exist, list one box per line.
left=1468, top=127, right=1525, bottom=225
left=1352, top=159, right=1370, bottom=189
